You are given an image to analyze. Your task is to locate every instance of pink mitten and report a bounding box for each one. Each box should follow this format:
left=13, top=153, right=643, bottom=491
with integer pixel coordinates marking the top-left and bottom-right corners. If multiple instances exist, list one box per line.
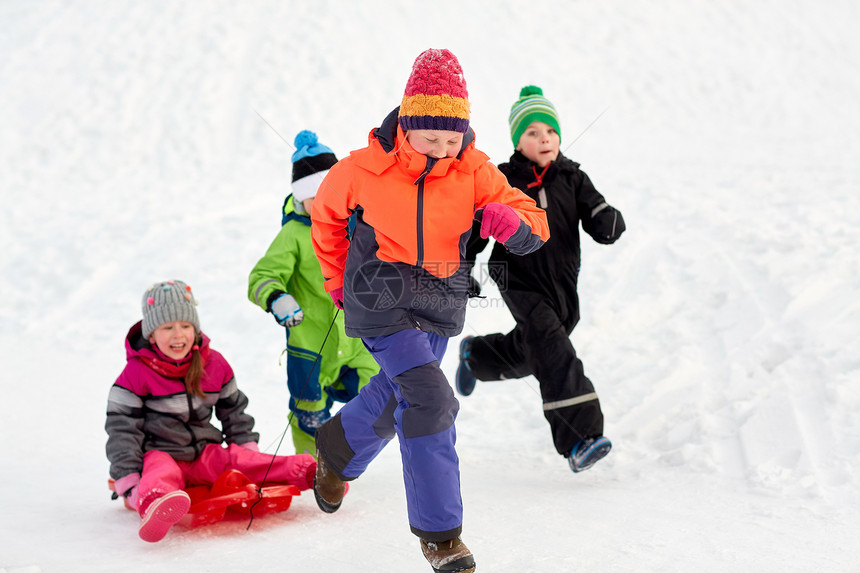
left=125, top=486, right=140, bottom=511
left=479, top=203, right=519, bottom=243
left=329, top=287, right=344, bottom=310
left=115, top=472, right=141, bottom=510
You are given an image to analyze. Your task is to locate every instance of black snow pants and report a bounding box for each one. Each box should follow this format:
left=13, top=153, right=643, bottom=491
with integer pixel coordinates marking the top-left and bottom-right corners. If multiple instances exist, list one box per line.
left=466, top=286, right=604, bottom=456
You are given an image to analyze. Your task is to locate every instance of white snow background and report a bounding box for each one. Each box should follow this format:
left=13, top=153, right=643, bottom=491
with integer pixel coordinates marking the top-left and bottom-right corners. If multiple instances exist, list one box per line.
left=2, top=1, right=859, bottom=571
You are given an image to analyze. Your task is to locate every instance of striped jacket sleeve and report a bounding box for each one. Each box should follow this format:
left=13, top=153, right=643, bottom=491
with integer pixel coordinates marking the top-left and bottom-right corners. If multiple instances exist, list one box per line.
left=105, top=384, right=146, bottom=480
left=215, top=377, right=259, bottom=446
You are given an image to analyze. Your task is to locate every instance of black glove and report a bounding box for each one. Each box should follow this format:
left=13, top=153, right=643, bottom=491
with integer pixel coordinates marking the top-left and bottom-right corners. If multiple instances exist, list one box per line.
left=588, top=204, right=625, bottom=244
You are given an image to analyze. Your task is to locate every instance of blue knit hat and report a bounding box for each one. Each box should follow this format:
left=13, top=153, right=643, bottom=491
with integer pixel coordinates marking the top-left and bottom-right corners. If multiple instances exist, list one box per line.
left=291, top=130, right=337, bottom=203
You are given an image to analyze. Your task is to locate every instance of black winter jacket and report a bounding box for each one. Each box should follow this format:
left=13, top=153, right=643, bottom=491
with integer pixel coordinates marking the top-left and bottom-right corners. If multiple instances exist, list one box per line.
left=466, top=151, right=624, bottom=308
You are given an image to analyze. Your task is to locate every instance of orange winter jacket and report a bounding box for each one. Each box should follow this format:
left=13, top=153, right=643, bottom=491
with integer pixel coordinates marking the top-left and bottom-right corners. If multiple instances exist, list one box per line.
left=311, top=108, right=549, bottom=337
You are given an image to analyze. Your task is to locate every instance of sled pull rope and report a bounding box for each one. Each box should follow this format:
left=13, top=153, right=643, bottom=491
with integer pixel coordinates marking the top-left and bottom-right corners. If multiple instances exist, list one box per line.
left=562, top=106, right=609, bottom=156
left=246, top=309, right=341, bottom=530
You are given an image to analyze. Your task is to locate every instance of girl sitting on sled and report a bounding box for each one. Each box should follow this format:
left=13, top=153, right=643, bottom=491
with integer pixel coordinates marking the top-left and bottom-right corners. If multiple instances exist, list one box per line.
left=105, top=280, right=316, bottom=542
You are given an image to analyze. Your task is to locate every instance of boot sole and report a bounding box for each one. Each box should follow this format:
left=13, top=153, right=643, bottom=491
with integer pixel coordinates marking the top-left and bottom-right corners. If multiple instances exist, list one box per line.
left=313, top=475, right=343, bottom=513
left=570, top=437, right=612, bottom=473
left=455, top=362, right=477, bottom=396
left=455, top=337, right=476, bottom=396
left=138, top=490, right=191, bottom=542
left=431, top=563, right=476, bottom=573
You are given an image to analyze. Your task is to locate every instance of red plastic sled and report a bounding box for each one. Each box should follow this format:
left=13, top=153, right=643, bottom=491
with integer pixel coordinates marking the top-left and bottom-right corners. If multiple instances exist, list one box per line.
left=109, top=469, right=301, bottom=528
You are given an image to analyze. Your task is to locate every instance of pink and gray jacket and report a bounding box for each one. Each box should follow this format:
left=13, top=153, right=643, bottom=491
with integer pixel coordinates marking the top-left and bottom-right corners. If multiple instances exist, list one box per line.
left=105, top=322, right=259, bottom=481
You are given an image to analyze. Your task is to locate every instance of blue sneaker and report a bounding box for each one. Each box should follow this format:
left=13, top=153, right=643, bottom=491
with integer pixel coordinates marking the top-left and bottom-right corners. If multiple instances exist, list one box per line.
left=455, top=336, right=477, bottom=396
left=567, top=436, right=612, bottom=473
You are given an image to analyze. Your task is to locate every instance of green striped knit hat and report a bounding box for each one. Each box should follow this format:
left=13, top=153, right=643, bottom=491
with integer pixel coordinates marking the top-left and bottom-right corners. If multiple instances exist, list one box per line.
left=508, top=85, right=561, bottom=147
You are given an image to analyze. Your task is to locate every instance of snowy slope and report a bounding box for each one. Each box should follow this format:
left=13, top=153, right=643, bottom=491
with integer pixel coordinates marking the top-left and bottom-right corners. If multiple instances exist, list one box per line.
left=2, top=1, right=859, bottom=571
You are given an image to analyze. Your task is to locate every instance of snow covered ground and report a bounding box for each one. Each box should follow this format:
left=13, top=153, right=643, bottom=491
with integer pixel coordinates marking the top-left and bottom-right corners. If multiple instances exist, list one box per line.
left=2, top=1, right=859, bottom=571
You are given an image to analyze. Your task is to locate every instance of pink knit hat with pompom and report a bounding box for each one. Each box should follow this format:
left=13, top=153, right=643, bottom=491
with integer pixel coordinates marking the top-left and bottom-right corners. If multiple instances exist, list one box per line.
left=398, top=49, right=470, bottom=133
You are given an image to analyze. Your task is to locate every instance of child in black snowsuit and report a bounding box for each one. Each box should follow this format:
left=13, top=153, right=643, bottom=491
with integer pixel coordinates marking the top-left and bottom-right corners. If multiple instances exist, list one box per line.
left=458, top=85, right=625, bottom=473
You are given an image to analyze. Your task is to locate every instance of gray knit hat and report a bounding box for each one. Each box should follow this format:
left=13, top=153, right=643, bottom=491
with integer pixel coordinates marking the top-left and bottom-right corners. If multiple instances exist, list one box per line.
left=141, top=280, right=200, bottom=339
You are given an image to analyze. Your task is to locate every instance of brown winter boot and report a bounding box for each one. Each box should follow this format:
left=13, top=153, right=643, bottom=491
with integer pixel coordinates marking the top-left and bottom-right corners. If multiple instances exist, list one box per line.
left=313, top=450, right=345, bottom=513
left=420, top=537, right=476, bottom=572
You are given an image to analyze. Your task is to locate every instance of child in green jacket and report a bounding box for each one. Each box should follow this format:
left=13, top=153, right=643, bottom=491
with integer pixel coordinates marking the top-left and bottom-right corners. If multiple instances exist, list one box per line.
left=248, top=130, right=378, bottom=455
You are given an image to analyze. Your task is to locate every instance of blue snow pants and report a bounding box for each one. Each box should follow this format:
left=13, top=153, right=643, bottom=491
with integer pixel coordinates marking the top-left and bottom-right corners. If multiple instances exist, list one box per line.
left=315, top=328, right=462, bottom=542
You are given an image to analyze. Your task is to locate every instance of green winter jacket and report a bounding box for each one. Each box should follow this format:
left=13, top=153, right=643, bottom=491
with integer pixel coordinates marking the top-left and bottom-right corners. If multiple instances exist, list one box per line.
left=248, top=196, right=377, bottom=411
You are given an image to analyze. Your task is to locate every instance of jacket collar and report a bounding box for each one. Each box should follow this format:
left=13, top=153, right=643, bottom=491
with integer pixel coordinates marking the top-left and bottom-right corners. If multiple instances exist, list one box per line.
left=373, top=107, right=477, bottom=155
left=510, top=150, right=580, bottom=170
left=125, top=320, right=210, bottom=366
left=282, top=194, right=311, bottom=227
left=357, top=107, right=484, bottom=179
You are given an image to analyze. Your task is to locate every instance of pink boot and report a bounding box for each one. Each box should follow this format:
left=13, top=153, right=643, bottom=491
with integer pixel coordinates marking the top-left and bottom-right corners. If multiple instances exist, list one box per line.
left=138, top=490, right=191, bottom=542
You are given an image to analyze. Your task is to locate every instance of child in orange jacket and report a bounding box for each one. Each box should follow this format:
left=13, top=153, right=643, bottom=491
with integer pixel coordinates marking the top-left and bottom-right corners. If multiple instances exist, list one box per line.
left=309, top=49, right=549, bottom=573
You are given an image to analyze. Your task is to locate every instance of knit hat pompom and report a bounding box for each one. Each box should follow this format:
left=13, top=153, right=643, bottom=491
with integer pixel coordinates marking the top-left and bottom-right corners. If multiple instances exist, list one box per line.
left=141, top=280, right=200, bottom=339
left=399, top=48, right=470, bottom=134
left=294, top=130, right=319, bottom=150
left=519, top=85, right=545, bottom=98
left=509, top=84, right=561, bottom=148
left=291, top=130, right=338, bottom=203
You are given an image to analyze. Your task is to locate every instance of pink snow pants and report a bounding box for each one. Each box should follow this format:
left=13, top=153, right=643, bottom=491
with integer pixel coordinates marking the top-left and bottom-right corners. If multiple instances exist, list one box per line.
left=137, top=443, right=315, bottom=516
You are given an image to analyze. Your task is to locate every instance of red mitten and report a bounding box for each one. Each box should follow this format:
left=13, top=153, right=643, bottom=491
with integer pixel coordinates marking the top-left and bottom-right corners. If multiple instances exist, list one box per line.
left=479, top=203, right=519, bottom=243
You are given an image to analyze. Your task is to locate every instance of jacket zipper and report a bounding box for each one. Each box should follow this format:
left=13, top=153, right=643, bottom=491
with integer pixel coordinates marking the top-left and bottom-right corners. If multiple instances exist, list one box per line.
left=414, top=163, right=433, bottom=268
left=407, top=310, right=422, bottom=330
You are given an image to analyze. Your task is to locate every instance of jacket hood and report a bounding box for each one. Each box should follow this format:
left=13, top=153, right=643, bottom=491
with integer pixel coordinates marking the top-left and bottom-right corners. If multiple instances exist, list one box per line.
left=354, top=107, right=486, bottom=179
left=509, top=150, right=580, bottom=171
left=373, top=107, right=476, bottom=156
left=282, top=194, right=312, bottom=227
left=506, top=150, right=581, bottom=185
